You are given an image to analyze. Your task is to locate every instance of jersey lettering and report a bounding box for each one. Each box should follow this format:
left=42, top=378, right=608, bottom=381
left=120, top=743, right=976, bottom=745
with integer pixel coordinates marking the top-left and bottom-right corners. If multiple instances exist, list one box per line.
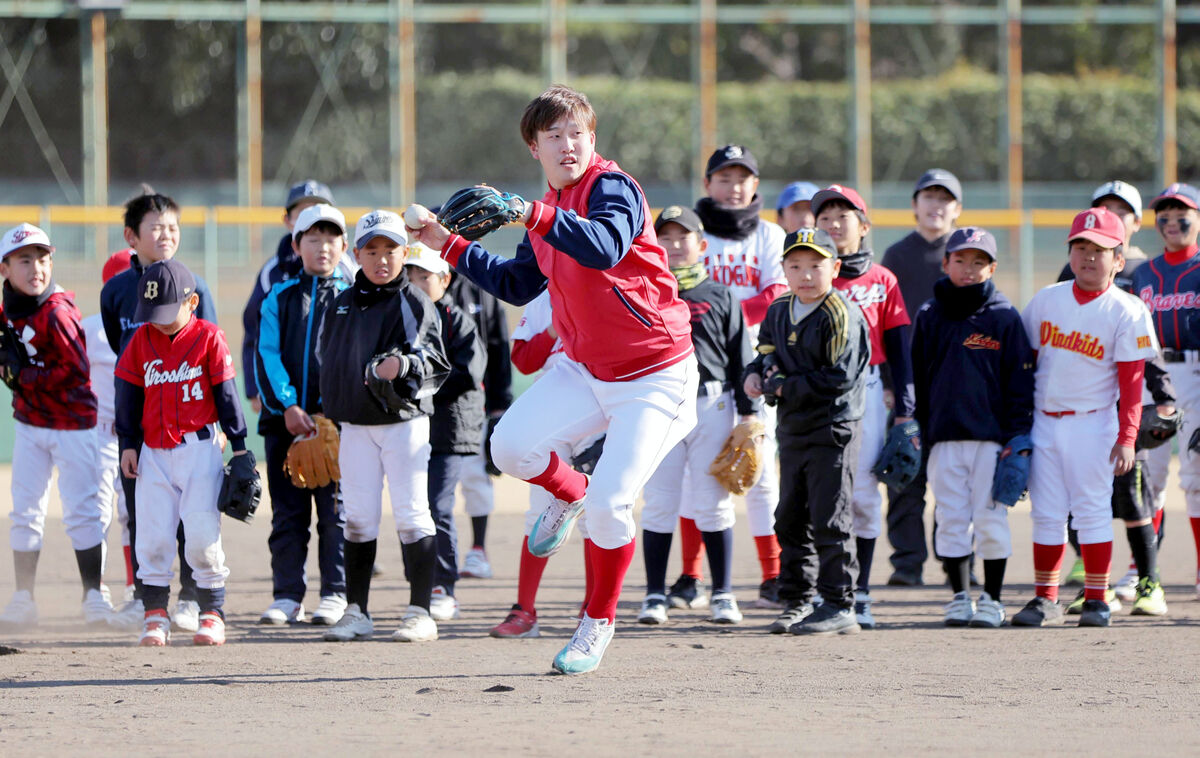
left=843, top=282, right=888, bottom=308
left=709, top=264, right=762, bottom=289
left=1138, top=285, right=1200, bottom=313
left=1039, top=321, right=1105, bottom=360
left=963, top=333, right=1001, bottom=351
left=143, top=359, right=205, bottom=387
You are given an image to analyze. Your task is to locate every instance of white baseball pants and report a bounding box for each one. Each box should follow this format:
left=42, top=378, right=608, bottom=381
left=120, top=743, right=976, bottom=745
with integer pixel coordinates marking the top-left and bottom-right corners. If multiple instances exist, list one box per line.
left=491, top=355, right=699, bottom=550
left=10, top=421, right=108, bottom=552
left=1029, top=410, right=1118, bottom=545
left=928, top=440, right=1011, bottom=560
left=457, top=451, right=494, bottom=518
left=1142, top=359, right=1200, bottom=517
left=851, top=367, right=886, bottom=540
left=134, top=427, right=228, bottom=589
left=339, top=419, right=436, bottom=544
left=642, top=389, right=736, bottom=534
left=97, top=420, right=129, bottom=546
left=743, top=402, right=778, bottom=537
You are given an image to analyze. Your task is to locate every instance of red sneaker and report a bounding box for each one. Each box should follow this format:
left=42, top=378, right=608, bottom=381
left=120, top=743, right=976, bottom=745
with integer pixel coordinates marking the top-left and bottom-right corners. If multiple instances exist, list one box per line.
left=489, top=604, right=539, bottom=638
left=139, top=609, right=170, bottom=647
left=193, top=611, right=226, bottom=646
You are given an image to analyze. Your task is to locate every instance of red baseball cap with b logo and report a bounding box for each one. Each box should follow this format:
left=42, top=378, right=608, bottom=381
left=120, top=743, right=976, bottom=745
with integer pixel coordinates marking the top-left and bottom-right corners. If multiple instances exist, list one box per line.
left=1068, top=207, right=1125, bottom=249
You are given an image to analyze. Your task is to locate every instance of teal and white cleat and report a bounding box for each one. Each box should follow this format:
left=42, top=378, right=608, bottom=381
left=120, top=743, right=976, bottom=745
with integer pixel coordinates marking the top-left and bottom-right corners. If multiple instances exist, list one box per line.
left=528, top=494, right=587, bottom=558
left=552, top=613, right=615, bottom=675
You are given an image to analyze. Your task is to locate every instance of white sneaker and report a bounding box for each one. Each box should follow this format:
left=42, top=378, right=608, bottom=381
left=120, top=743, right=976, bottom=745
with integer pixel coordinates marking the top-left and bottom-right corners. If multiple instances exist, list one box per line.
left=553, top=613, right=615, bottom=675
left=460, top=547, right=493, bottom=579
left=969, top=592, right=1006, bottom=628
left=943, top=591, right=975, bottom=627
left=429, top=586, right=460, bottom=621
left=311, top=595, right=347, bottom=626
left=637, top=593, right=668, bottom=625
left=259, top=598, right=305, bottom=625
left=1113, top=566, right=1139, bottom=603
left=171, top=599, right=201, bottom=632
left=854, top=591, right=876, bottom=630
left=122, top=584, right=135, bottom=603
left=323, top=603, right=373, bottom=641
left=82, top=587, right=115, bottom=626
left=193, top=611, right=225, bottom=646
left=109, top=598, right=145, bottom=631
left=709, top=592, right=743, bottom=624
left=0, top=590, right=37, bottom=629
left=139, top=610, right=171, bottom=646
left=391, top=605, right=438, bottom=642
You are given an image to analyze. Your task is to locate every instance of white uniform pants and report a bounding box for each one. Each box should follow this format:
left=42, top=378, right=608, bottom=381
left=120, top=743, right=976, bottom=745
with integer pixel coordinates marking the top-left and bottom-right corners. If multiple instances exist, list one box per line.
left=1029, top=410, right=1118, bottom=546
left=851, top=367, right=886, bottom=540
left=339, top=419, right=436, bottom=544
left=134, top=428, right=228, bottom=588
left=492, top=355, right=699, bottom=549
left=457, top=451, right=495, bottom=518
left=929, top=440, right=1011, bottom=560
left=743, top=402, right=778, bottom=537
left=1142, top=358, right=1200, bottom=517
left=10, top=421, right=108, bottom=552
left=642, top=390, right=736, bottom=534
left=97, top=420, right=129, bottom=547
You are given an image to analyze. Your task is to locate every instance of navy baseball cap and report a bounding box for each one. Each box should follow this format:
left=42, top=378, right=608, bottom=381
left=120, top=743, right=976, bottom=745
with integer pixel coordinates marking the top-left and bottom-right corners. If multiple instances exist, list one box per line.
left=913, top=168, right=962, bottom=201
left=1091, top=180, right=1143, bottom=221
left=654, top=205, right=703, bottom=234
left=946, top=227, right=998, bottom=262
left=705, top=145, right=758, bottom=177
left=782, top=227, right=838, bottom=260
left=1150, top=182, right=1200, bottom=211
left=286, top=180, right=335, bottom=211
left=135, top=259, right=197, bottom=325
left=776, top=181, right=820, bottom=211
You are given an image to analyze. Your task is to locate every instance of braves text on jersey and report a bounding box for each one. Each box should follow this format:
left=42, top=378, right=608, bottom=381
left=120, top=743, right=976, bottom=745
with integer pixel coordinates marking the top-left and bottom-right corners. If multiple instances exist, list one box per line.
left=1132, top=248, right=1200, bottom=351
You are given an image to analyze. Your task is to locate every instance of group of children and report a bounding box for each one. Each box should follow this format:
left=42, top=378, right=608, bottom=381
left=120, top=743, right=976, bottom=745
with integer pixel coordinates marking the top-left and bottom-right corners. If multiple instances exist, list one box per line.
left=2, top=85, right=1199, bottom=675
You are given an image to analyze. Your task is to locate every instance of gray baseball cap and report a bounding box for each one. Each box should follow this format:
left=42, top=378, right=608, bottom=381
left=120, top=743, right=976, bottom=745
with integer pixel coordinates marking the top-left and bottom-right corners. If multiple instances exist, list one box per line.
left=913, top=168, right=962, bottom=201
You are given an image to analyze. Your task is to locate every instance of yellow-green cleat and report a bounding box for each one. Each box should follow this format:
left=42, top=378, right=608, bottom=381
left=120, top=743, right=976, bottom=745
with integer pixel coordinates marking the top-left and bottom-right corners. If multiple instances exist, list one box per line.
left=1062, top=557, right=1086, bottom=587
left=1130, top=577, right=1168, bottom=616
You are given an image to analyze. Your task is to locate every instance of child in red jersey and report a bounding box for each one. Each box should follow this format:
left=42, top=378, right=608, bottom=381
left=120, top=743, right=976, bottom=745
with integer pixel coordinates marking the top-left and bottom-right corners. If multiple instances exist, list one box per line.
left=114, top=260, right=251, bottom=646
left=0, top=223, right=112, bottom=630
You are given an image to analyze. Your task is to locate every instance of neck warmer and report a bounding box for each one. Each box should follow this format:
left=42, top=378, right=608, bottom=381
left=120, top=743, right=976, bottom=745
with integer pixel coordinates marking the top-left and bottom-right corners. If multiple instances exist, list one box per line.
left=2, top=279, right=55, bottom=320
left=352, top=268, right=405, bottom=308
left=671, top=262, right=708, bottom=292
left=837, top=249, right=873, bottom=279
left=695, top=195, right=763, bottom=241
left=933, top=277, right=994, bottom=320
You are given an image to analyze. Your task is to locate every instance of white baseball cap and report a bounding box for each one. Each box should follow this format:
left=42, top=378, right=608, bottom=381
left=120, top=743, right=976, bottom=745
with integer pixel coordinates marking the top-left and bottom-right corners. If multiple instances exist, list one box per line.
left=1, top=223, right=54, bottom=260
left=404, top=243, right=449, bottom=276
left=354, top=209, right=408, bottom=249
left=292, top=203, right=347, bottom=243
left=1091, top=180, right=1143, bottom=221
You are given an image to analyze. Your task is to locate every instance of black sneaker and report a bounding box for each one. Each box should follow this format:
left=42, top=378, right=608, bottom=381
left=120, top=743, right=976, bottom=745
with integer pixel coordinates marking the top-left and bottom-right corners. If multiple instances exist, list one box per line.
left=767, top=602, right=813, bottom=634
left=1011, top=596, right=1064, bottom=627
left=666, top=575, right=708, bottom=610
left=886, top=569, right=924, bottom=587
left=789, top=603, right=860, bottom=636
left=1078, top=598, right=1111, bottom=627
left=755, top=577, right=784, bottom=609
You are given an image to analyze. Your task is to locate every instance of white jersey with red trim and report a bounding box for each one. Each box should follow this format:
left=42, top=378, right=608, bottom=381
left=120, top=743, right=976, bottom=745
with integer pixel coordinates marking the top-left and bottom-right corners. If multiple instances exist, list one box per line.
left=510, top=290, right=565, bottom=366
left=1021, top=282, right=1158, bottom=413
left=702, top=221, right=786, bottom=305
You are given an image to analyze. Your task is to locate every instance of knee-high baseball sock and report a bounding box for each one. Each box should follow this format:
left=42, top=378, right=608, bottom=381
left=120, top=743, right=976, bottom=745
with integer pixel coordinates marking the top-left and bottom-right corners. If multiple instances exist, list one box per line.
left=982, top=558, right=1006, bottom=601
left=1191, top=517, right=1200, bottom=571
left=516, top=536, right=549, bottom=614
left=12, top=550, right=38, bottom=594
left=679, top=518, right=705, bottom=580
left=123, top=545, right=135, bottom=588
left=471, top=516, right=488, bottom=549
left=1153, top=508, right=1165, bottom=549
left=344, top=539, right=377, bottom=615
left=642, top=530, right=673, bottom=596
left=585, top=541, right=636, bottom=622
left=855, top=537, right=876, bottom=593
left=943, top=555, right=970, bottom=595
left=1033, top=542, right=1065, bottom=602
left=142, top=584, right=170, bottom=613
left=1080, top=541, right=1113, bottom=601
left=1126, top=523, right=1157, bottom=582
left=582, top=539, right=596, bottom=613
left=526, top=452, right=587, bottom=504
left=196, top=586, right=225, bottom=616
left=702, top=528, right=734, bottom=595
left=401, top=535, right=437, bottom=612
left=754, top=533, right=781, bottom=582
left=73, top=544, right=103, bottom=593
left=1067, top=526, right=1080, bottom=556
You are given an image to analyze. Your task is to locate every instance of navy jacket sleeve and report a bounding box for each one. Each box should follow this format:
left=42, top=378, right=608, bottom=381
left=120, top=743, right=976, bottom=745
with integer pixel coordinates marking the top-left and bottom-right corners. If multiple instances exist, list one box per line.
left=536, top=173, right=644, bottom=271
left=241, top=264, right=270, bottom=399
left=910, top=309, right=930, bottom=431
left=449, top=236, right=549, bottom=306
left=213, top=378, right=248, bottom=451
left=100, top=281, right=122, bottom=355
left=438, top=308, right=486, bottom=400
left=195, top=276, right=218, bottom=325
left=883, top=324, right=916, bottom=418
left=1001, top=313, right=1036, bottom=440
left=115, top=377, right=144, bottom=453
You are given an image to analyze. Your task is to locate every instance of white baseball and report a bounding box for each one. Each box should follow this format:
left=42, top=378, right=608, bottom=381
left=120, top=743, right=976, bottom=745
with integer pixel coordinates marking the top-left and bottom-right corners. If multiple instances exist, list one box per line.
left=404, top=204, right=427, bottom=229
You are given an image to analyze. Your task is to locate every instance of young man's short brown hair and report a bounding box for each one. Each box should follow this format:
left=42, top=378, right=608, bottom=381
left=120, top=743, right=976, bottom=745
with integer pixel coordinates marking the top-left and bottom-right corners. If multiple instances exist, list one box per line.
left=519, top=85, right=597, bottom=146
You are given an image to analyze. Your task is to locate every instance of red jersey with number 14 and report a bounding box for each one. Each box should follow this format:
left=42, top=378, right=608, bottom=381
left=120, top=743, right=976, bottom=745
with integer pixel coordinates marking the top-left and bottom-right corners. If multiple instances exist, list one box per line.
left=114, top=316, right=236, bottom=449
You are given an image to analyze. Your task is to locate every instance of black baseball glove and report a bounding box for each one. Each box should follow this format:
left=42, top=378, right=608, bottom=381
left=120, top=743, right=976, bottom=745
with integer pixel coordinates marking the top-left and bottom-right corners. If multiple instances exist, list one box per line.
left=364, top=349, right=417, bottom=415
left=571, top=435, right=606, bottom=476
left=1190, top=426, right=1200, bottom=456
left=1138, top=406, right=1184, bottom=451
left=872, top=420, right=922, bottom=490
left=437, top=186, right=526, bottom=241
left=218, top=450, right=261, bottom=523
left=483, top=415, right=502, bottom=477
left=0, top=322, right=28, bottom=390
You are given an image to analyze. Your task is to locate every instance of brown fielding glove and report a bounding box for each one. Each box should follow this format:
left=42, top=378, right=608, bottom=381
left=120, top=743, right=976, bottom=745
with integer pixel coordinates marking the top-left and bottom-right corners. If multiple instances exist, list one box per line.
left=709, top=419, right=767, bottom=496
left=283, top=416, right=341, bottom=489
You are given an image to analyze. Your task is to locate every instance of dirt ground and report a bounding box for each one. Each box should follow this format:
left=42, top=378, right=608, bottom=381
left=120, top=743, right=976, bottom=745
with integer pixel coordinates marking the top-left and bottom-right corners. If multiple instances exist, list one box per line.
left=0, top=463, right=1198, bottom=756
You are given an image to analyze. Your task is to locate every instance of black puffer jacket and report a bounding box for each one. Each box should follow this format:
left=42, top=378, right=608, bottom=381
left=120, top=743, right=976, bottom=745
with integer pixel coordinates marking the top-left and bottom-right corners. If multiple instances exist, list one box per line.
left=431, top=298, right=486, bottom=454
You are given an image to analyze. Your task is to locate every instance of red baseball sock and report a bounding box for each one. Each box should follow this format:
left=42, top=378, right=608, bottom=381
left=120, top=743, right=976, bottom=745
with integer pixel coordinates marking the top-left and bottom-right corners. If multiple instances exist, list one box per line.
left=585, top=540, right=636, bottom=622
left=1080, top=541, right=1113, bottom=601
left=1191, top=517, right=1200, bottom=572
left=123, top=545, right=134, bottom=587
left=1032, top=542, right=1065, bottom=602
left=525, top=452, right=587, bottom=504
left=754, top=534, right=781, bottom=581
left=516, top=536, right=549, bottom=614
left=679, top=518, right=705, bottom=580
left=1152, top=508, right=1164, bottom=536
left=581, top=538, right=596, bottom=616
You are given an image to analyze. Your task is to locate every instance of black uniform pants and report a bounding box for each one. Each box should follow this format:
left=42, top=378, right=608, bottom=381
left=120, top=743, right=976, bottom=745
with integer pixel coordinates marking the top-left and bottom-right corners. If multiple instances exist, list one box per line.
left=775, top=421, right=861, bottom=609
left=886, top=453, right=930, bottom=574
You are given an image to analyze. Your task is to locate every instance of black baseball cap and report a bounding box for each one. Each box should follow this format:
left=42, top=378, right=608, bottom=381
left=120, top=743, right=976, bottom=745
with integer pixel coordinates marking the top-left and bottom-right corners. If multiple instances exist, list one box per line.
left=782, top=227, right=838, bottom=260
left=135, top=259, right=197, bottom=325
left=654, top=205, right=704, bottom=234
left=945, top=227, right=997, bottom=262
left=286, top=180, right=335, bottom=211
left=705, top=144, right=758, bottom=177
left=913, top=168, right=962, bottom=201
